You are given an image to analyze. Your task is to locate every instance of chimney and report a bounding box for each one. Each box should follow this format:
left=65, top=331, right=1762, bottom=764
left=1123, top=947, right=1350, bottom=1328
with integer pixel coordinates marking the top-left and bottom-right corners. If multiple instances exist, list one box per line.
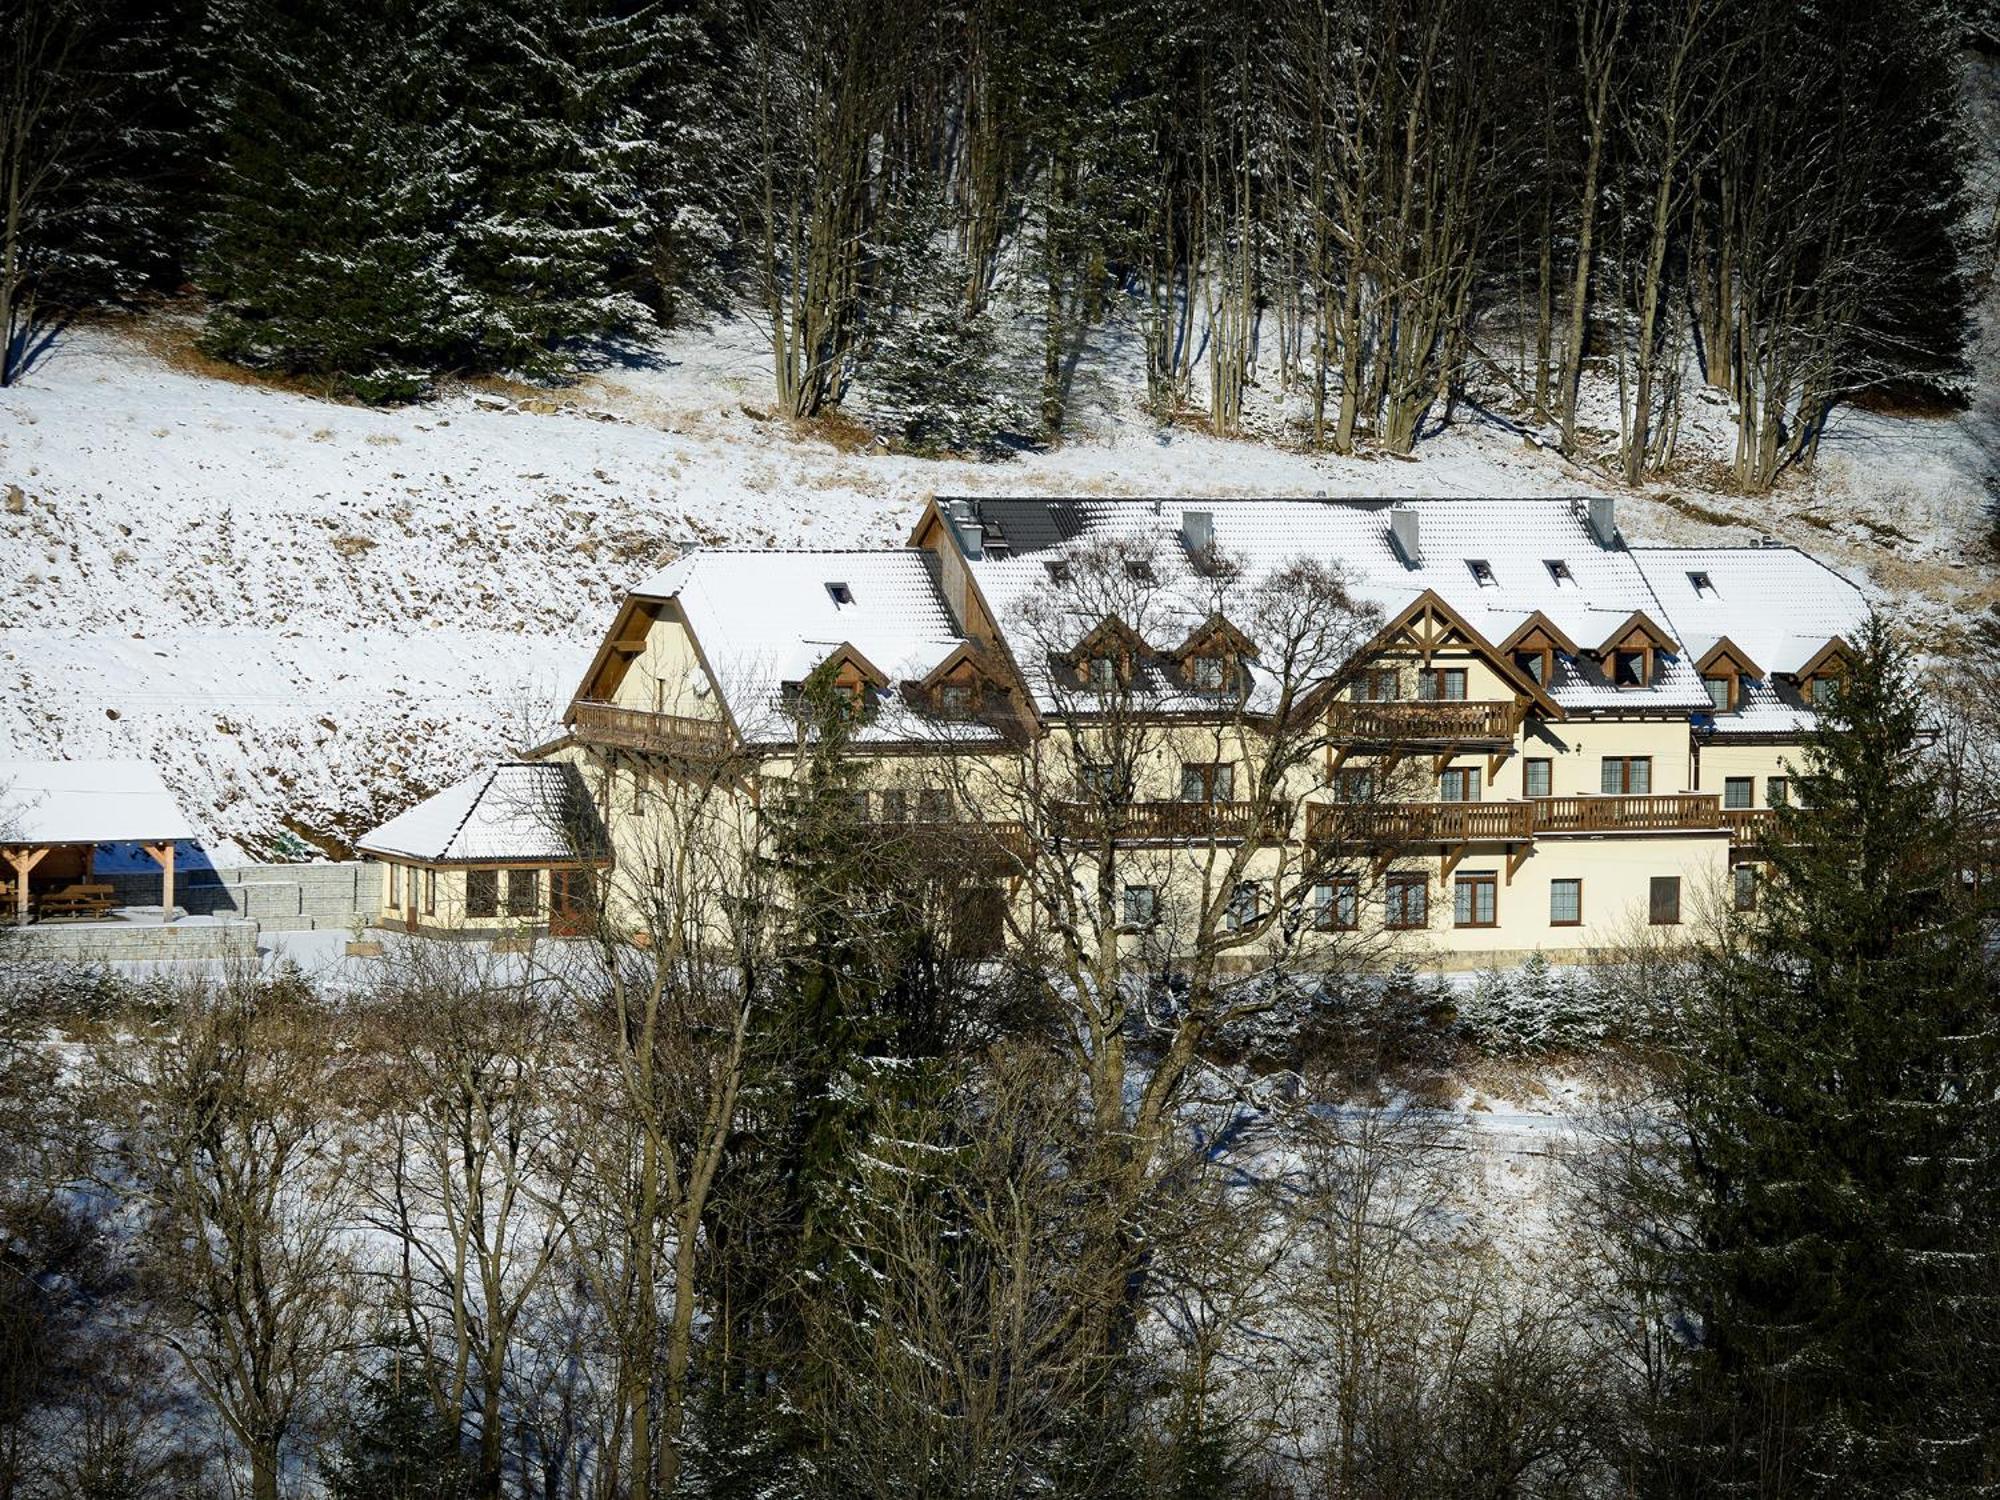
left=1388, top=504, right=1421, bottom=565
left=1180, top=509, right=1214, bottom=557
left=1587, top=496, right=1619, bottom=548
left=950, top=500, right=984, bottom=560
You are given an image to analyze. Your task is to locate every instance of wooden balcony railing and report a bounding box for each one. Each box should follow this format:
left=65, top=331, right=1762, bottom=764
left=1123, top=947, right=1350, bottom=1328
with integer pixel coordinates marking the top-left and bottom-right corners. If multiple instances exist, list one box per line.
left=1054, top=800, right=1279, bottom=844
left=571, top=700, right=734, bottom=755
left=1724, top=808, right=1777, bottom=846
left=1327, top=700, right=1523, bottom=744
left=1308, top=800, right=1534, bottom=844
left=1532, top=794, right=1722, bottom=834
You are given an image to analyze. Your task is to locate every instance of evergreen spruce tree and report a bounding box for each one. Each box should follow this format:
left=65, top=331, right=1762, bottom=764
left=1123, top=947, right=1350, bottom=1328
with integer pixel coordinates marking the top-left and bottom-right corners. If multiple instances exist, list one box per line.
left=1641, top=615, right=2000, bottom=1495
left=326, top=1337, right=475, bottom=1500
left=198, top=0, right=461, bottom=399
left=428, top=0, right=654, bottom=378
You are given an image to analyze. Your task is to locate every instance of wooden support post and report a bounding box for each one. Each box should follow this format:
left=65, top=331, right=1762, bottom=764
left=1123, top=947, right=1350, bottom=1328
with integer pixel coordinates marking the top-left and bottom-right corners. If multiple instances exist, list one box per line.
left=4, top=847, right=48, bottom=924
left=144, top=842, right=176, bottom=918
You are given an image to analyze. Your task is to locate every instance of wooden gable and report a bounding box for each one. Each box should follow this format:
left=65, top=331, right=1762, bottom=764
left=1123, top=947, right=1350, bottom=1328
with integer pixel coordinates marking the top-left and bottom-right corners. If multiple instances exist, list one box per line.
left=1696, top=636, right=1764, bottom=680
left=1595, top=611, right=1678, bottom=657
left=1793, top=636, right=1851, bottom=683
left=1307, top=590, right=1562, bottom=722
left=1172, top=611, right=1258, bottom=662
left=813, top=641, right=891, bottom=694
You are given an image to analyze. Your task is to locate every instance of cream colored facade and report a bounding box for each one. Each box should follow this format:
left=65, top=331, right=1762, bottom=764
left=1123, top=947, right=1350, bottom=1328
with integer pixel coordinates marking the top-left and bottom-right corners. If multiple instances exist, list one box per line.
left=370, top=496, right=1858, bottom=971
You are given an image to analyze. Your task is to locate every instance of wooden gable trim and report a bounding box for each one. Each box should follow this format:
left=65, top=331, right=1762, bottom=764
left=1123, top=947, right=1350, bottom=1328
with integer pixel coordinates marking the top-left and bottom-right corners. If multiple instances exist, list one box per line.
left=916, top=641, right=998, bottom=691
left=569, top=596, right=659, bottom=710
left=1172, top=611, right=1258, bottom=661
left=1696, top=636, right=1765, bottom=680
left=812, top=641, right=891, bottom=690
left=1498, top=611, right=1581, bottom=658
left=1595, top=611, right=1678, bottom=657
left=1070, top=613, right=1151, bottom=663
left=909, top=497, right=1047, bottom=739
left=1372, top=590, right=1563, bottom=717
left=1792, top=636, right=1852, bottom=683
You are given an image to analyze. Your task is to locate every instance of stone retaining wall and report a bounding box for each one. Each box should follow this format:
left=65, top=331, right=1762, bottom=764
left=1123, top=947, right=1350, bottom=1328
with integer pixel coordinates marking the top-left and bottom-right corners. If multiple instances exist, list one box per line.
left=16, top=918, right=261, bottom=964
left=102, top=861, right=379, bottom=932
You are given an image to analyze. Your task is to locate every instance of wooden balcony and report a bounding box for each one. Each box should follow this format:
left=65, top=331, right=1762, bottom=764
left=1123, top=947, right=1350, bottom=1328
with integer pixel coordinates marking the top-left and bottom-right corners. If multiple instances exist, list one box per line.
left=1054, top=800, right=1279, bottom=845
left=571, top=700, right=734, bottom=756
left=1532, top=794, right=1722, bottom=835
left=1724, top=808, right=1777, bottom=847
left=1308, top=800, right=1534, bottom=844
left=1327, top=700, right=1523, bottom=746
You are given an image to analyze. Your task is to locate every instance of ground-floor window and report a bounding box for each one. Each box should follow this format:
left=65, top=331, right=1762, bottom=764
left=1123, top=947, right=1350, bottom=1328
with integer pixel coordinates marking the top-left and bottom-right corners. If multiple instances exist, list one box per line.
left=1453, top=874, right=1497, bottom=927
left=1649, top=876, right=1682, bottom=925
left=1733, top=864, right=1758, bottom=912
left=467, top=869, right=498, bottom=918
left=388, top=864, right=401, bottom=909
left=1549, top=877, right=1582, bottom=926
left=1385, top=873, right=1429, bottom=929
left=1312, top=878, right=1359, bottom=931
left=506, top=869, right=540, bottom=917
left=423, top=868, right=436, bottom=915
left=1122, top=885, right=1157, bottom=928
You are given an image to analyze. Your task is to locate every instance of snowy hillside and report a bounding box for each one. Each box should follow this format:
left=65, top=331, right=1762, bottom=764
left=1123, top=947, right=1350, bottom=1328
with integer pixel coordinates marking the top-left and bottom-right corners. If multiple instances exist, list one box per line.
left=1, top=308, right=1993, bottom=859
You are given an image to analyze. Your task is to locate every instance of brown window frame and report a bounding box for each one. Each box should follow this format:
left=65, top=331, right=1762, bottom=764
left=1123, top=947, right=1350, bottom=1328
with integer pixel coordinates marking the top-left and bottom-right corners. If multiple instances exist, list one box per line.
left=1122, top=884, right=1158, bottom=929
left=1438, top=766, right=1482, bottom=803
left=505, top=869, right=540, bottom=918
left=1453, top=873, right=1498, bottom=929
left=1335, top=767, right=1377, bottom=804
left=938, top=681, right=975, bottom=717
left=1601, top=756, right=1653, bottom=795
left=1723, top=777, right=1754, bottom=810
left=1767, top=776, right=1790, bottom=807
left=1313, top=877, right=1360, bottom=932
left=1416, top=666, right=1468, bottom=702
left=1549, top=877, right=1582, bottom=927
left=1612, top=650, right=1648, bottom=688
left=1523, top=758, right=1552, bottom=798
left=1649, top=875, right=1682, bottom=926
left=1385, top=873, right=1430, bottom=930
left=387, top=864, right=401, bottom=909
left=466, top=869, right=499, bottom=919
left=1733, top=863, right=1758, bottom=912
left=1180, top=762, right=1235, bottom=803
left=1353, top=668, right=1401, bottom=702
left=1188, top=654, right=1228, bottom=691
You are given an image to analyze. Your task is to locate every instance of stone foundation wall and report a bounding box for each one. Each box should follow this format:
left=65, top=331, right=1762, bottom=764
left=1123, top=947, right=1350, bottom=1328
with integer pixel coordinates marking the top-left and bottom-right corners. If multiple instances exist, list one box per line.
left=102, top=862, right=379, bottom=932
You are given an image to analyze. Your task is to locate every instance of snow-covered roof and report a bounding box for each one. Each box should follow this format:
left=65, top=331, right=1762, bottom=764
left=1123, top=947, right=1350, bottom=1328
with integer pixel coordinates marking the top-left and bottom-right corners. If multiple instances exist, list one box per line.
left=358, top=762, right=606, bottom=863
left=631, top=549, right=1002, bottom=744
left=1627, top=544, right=1867, bottom=736
left=0, top=759, right=199, bottom=846
left=955, top=497, right=1714, bottom=714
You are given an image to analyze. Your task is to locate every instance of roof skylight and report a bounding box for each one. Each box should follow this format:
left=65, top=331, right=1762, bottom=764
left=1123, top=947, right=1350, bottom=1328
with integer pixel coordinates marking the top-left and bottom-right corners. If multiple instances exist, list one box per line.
left=825, top=581, right=854, bottom=606
left=1687, top=570, right=1716, bottom=596
left=1545, top=559, right=1574, bottom=585
left=1125, top=559, right=1155, bottom=583
left=1468, top=559, right=1496, bottom=587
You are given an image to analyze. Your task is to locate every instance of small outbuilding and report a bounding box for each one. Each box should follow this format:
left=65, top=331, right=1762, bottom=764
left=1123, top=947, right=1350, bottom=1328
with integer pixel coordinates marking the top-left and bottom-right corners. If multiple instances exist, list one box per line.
left=0, top=759, right=198, bottom=923
left=356, top=762, right=609, bottom=937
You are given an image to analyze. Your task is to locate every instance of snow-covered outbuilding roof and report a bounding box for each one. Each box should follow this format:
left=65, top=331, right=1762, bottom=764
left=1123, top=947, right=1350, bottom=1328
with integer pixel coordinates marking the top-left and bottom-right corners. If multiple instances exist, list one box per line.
left=631, top=548, right=1003, bottom=745
left=0, top=759, right=199, bottom=845
left=358, top=762, right=607, bottom=864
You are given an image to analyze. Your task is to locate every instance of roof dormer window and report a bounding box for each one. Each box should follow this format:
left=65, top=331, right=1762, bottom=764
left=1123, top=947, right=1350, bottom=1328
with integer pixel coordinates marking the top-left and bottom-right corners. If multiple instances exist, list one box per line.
left=1468, top=559, right=1496, bottom=587
left=1687, top=570, right=1716, bottom=596
left=1613, top=650, right=1647, bottom=688
left=825, top=581, right=854, bottom=607
left=1088, top=655, right=1117, bottom=690
left=1190, top=655, right=1227, bottom=691
left=1545, top=559, right=1573, bottom=585
left=1125, top=559, right=1155, bottom=583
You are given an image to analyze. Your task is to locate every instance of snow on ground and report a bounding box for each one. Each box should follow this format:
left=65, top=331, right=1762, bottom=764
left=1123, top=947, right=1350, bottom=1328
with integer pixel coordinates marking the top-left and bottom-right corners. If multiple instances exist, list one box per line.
left=2, top=290, right=1993, bottom=854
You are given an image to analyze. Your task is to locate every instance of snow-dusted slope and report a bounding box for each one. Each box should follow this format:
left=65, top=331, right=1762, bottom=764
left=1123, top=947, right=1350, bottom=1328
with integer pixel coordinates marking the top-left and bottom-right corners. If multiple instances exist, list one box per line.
left=1, top=308, right=1990, bottom=858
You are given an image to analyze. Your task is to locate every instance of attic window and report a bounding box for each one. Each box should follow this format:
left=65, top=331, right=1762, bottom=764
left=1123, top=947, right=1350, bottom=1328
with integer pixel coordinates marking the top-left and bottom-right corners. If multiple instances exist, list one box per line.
left=1613, top=650, right=1647, bottom=688
left=1467, top=559, right=1496, bottom=587
left=1545, top=559, right=1573, bottom=585
left=825, top=581, right=854, bottom=607
left=1045, top=560, right=1071, bottom=584
left=1125, top=559, right=1155, bottom=583
left=1687, top=570, right=1716, bottom=596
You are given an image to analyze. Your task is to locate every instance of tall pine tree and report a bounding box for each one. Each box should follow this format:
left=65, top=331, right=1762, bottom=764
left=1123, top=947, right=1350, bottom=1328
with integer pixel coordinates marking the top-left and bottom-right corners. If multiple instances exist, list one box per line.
left=1638, top=615, right=2000, bottom=1496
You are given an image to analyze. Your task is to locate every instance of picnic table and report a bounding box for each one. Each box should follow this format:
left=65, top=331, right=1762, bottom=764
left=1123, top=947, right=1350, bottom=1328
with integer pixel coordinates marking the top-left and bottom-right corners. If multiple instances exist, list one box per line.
left=36, top=882, right=118, bottom=920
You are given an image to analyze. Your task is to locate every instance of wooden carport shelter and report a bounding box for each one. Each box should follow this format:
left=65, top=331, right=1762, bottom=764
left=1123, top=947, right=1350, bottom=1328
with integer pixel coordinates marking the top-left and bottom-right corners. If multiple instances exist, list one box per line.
left=0, top=759, right=197, bottom=923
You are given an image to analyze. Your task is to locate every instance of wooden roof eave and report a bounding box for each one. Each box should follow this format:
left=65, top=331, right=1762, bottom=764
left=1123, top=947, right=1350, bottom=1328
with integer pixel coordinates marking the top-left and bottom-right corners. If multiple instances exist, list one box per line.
left=1696, top=635, right=1766, bottom=680
left=1316, top=589, right=1564, bottom=722
left=1595, top=610, right=1679, bottom=657
left=1498, top=610, right=1582, bottom=658
left=1791, top=635, right=1852, bottom=681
